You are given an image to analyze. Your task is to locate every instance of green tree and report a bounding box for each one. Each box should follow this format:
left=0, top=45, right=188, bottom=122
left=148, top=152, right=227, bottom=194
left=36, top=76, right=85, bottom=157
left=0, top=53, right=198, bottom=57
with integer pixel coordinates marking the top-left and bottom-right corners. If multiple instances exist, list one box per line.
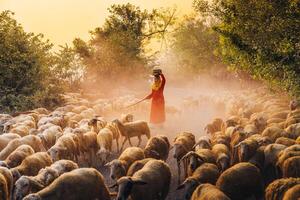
left=172, top=15, right=224, bottom=75
left=0, top=11, right=64, bottom=112
left=73, top=3, right=176, bottom=89
left=194, top=0, right=300, bottom=95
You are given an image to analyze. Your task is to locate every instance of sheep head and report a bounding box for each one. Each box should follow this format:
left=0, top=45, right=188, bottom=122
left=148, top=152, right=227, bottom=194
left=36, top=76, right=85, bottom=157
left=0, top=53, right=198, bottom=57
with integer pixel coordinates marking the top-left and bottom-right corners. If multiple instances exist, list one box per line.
left=96, top=148, right=111, bottom=166
left=106, top=160, right=126, bottom=180
left=14, top=176, right=44, bottom=200
left=176, top=178, right=200, bottom=200
left=111, top=176, right=147, bottom=200
left=22, top=194, right=42, bottom=200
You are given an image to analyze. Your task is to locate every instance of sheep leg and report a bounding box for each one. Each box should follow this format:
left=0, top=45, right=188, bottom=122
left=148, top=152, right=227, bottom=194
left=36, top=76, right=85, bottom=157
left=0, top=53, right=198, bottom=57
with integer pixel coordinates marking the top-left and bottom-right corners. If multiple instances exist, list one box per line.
left=116, top=138, right=120, bottom=153
left=121, top=138, right=127, bottom=151
left=177, top=160, right=181, bottom=185
left=128, top=137, right=133, bottom=147
left=137, top=136, right=142, bottom=147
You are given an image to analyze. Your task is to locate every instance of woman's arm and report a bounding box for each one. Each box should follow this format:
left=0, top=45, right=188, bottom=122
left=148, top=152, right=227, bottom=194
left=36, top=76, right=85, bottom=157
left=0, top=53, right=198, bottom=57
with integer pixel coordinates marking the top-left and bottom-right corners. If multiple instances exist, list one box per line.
left=143, top=91, right=153, bottom=100
left=160, top=73, right=166, bottom=88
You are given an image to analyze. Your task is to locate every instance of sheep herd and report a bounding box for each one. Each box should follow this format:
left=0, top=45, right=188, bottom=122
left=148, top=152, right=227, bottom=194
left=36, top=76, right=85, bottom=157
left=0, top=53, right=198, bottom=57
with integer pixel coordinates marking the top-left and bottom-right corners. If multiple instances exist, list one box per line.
left=0, top=90, right=300, bottom=200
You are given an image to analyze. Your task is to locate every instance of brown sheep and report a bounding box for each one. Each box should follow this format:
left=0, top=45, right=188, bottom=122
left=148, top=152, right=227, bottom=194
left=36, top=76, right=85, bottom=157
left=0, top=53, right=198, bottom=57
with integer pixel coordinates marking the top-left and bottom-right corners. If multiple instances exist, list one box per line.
left=191, top=184, right=230, bottom=200
left=78, top=131, right=98, bottom=166
left=265, top=178, right=300, bottom=200
left=113, top=119, right=150, bottom=150
left=0, top=135, right=45, bottom=160
left=182, top=149, right=216, bottom=176
left=212, top=144, right=230, bottom=172
left=0, top=167, right=13, bottom=200
left=126, top=158, right=154, bottom=176
left=10, top=152, right=53, bottom=183
left=13, top=160, right=78, bottom=200
left=193, top=136, right=212, bottom=150
left=204, top=118, right=223, bottom=135
left=96, top=128, right=113, bottom=166
left=248, top=145, right=265, bottom=172
left=0, top=133, right=21, bottom=151
left=282, top=156, right=300, bottom=178
left=216, top=162, right=264, bottom=200
left=23, top=168, right=111, bottom=200
left=235, top=138, right=259, bottom=162
left=111, top=160, right=171, bottom=200
left=144, top=135, right=170, bottom=161
left=177, top=163, right=220, bottom=200
left=173, top=132, right=195, bottom=184
left=262, top=126, right=286, bottom=142
left=285, top=123, right=300, bottom=139
left=47, top=134, right=79, bottom=162
left=230, top=130, right=247, bottom=165
left=120, top=113, right=134, bottom=123
left=106, top=147, right=145, bottom=181
left=0, top=173, right=9, bottom=200
left=0, top=145, right=35, bottom=168
left=283, top=184, right=300, bottom=200
left=37, top=126, right=63, bottom=150
left=276, top=137, right=296, bottom=147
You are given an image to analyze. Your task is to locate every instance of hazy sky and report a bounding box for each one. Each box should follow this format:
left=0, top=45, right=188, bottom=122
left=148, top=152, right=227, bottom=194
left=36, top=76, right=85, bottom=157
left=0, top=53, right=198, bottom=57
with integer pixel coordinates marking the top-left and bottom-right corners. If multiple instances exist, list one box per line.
left=0, top=0, right=194, bottom=47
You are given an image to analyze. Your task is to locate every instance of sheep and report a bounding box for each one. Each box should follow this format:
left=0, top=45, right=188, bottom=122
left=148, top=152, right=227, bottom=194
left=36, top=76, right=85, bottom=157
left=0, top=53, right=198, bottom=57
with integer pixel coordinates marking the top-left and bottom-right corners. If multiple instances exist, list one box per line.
left=212, top=144, right=230, bottom=172
left=144, top=135, right=170, bottom=161
left=285, top=123, right=300, bottom=139
left=177, top=163, right=220, bottom=200
left=0, top=145, right=34, bottom=168
left=204, top=118, right=223, bottom=135
left=265, top=178, right=300, bottom=200
left=126, top=158, right=154, bottom=176
left=0, top=173, right=9, bottom=200
left=47, top=134, right=79, bottom=162
left=276, top=137, right=296, bottom=147
left=10, top=152, right=52, bottom=183
left=96, top=128, right=113, bottom=166
left=191, top=184, right=230, bottom=200
left=173, top=132, right=195, bottom=184
left=120, top=113, right=134, bottom=123
left=0, top=133, right=21, bottom=151
left=211, top=133, right=231, bottom=148
left=80, top=131, right=98, bottom=166
left=276, top=147, right=300, bottom=173
left=283, top=184, right=300, bottom=200
left=0, top=167, right=13, bottom=200
left=282, top=156, right=300, bottom=178
left=23, top=168, right=111, bottom=200
left=112, top=119, right=150, bottom=150
left=290, top=100, right=299, bottom=111
left=106, top=147, right=145, bottom=181
left=193, top=136, right=212, bottom=150
left=216, top=162, right=264, bottom=200
left=37, top=126, right=63, bottom=150
left=0, top=135, right=45, bottom=160
left=230, top=130, right=247, bottom=165
left=234, top=138, right=259, bottom=163
left=182, top=149, right=216, bottom=176
left=264, top=144, right=287, bottom=169
left=248, top=145, right=266, bottom=172
left=13, top=160, right=78, bottom=200
left=104, top=122, right=121, bottom=152
left=111, top=160, right=171, bottom=200
left=88, top=117, right=107, bottom=133
left=262, top=126, right=286, bottom=142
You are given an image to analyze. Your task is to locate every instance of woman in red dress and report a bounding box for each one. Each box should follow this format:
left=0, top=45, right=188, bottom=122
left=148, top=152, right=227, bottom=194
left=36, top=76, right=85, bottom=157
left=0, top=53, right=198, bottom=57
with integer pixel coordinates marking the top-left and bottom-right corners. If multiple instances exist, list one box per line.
left=144, top=69, right=166, bottom=124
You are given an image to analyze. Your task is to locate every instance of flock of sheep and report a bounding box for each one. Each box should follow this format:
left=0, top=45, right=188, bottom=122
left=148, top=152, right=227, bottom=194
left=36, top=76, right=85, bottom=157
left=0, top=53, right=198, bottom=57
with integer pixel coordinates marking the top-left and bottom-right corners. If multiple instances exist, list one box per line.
left=0, top=90, right=300, bottom=200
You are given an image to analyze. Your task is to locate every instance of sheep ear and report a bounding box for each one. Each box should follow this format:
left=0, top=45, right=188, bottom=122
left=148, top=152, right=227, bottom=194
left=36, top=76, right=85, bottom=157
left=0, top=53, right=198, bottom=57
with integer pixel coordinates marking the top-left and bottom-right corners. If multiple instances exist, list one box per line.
left=132, top=178, right=147, bottom=185
left=176, top=182, right=185, bottom=190
left=104, top=162, right=112, bottom=167
left=29, top=179, right=45, bottom=190
left=109, top=183, right=118, bottom=189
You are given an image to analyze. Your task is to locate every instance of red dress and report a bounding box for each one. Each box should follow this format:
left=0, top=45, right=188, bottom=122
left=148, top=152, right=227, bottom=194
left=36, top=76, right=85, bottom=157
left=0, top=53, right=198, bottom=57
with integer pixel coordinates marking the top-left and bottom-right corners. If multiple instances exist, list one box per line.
left=145, top=74, right=166, bottom=124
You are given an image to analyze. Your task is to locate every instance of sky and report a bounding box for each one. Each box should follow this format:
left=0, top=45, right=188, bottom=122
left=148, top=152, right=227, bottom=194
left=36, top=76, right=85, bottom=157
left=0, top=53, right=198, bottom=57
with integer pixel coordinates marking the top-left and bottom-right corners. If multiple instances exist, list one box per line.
left=0, top=0, right=194, bottom=47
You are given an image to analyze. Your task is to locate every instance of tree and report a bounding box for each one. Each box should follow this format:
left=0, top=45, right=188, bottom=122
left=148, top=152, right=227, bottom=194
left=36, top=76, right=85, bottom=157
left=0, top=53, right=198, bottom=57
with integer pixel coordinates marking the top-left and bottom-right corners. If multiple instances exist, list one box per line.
left=193, top=0, right=300, bottom=95
left=73, top=3, right=176, bottom=90
left=172, top=14, right=224, bottom=75
left=0, top=11, right=64, bottom=112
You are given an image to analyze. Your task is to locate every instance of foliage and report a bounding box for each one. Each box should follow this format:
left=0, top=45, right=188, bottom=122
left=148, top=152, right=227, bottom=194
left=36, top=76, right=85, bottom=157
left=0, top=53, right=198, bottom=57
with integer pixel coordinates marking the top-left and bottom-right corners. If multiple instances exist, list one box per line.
left=193, top=0, right=300, bottom=95
left=73, top=3, right=176, bottom=88
left=0, top=11, right=65, bottom=112
left=171, top=14, right=225, bottom=75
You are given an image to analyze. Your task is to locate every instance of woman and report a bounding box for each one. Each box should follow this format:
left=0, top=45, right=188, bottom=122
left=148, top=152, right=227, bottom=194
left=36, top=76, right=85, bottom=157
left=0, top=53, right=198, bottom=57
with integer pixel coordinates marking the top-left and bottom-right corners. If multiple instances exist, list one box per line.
left=144, top=69, right=166, bottom=125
